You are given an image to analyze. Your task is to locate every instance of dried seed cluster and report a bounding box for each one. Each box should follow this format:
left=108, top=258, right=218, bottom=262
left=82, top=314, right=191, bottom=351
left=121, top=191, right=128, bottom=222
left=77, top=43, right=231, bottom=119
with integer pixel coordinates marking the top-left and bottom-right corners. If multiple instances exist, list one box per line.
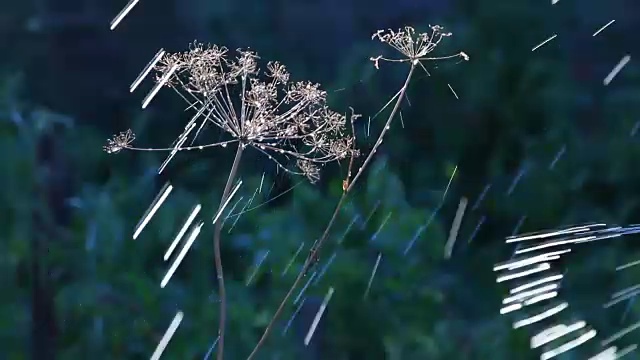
left=106, top=43, right=358, bottom=182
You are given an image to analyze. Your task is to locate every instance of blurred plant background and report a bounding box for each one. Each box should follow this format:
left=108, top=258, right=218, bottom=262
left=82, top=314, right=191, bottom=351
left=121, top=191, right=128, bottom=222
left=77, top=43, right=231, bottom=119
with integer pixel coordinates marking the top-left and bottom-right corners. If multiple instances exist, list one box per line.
left=1, top=0, right=640, bottom=359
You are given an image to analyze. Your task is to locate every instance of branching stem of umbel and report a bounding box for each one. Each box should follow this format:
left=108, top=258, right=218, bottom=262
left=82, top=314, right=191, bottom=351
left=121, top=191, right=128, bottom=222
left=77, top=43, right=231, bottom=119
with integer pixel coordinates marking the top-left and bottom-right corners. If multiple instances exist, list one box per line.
left=246, top=63, right=416, bottom=360
left=215, top=143, right=244, bottom=360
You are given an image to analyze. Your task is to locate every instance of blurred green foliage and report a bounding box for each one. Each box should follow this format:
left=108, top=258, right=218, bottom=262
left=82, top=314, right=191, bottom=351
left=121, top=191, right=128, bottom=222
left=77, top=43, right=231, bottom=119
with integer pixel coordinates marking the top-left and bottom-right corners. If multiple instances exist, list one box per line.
left=2, top=0, right=640, bottom=358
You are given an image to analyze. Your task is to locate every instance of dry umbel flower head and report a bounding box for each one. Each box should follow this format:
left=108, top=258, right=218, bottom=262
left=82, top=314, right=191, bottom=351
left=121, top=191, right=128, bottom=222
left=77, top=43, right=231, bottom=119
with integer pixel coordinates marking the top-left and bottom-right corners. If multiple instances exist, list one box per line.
left=105, top=43, right=358, bottom=182
left=370, top=25, right=469, bottom=68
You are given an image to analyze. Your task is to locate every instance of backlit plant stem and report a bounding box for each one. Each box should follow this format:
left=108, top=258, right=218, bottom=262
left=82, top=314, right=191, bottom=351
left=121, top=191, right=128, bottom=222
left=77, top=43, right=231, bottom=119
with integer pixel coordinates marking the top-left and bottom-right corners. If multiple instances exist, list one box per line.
left=246, top=62, right=416, bottom=360
left=215, top=143, right=244, bottom=360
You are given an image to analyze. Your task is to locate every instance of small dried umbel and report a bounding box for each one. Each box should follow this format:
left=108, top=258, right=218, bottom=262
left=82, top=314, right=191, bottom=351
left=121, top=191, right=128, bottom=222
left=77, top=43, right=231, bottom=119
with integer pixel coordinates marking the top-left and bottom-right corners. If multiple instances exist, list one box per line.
left=105, top=43, right=357, bottom=182
left=103, top=129, right=135, bottom=154
left=370, top=25, right=469, bottom=68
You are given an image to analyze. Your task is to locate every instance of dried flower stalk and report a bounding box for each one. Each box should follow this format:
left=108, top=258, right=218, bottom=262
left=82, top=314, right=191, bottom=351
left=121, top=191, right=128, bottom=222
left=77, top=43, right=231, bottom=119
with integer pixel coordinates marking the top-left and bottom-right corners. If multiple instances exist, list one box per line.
left=246, top=25, right=468, bottom=360
left=105, top=44, right=358, bottom=360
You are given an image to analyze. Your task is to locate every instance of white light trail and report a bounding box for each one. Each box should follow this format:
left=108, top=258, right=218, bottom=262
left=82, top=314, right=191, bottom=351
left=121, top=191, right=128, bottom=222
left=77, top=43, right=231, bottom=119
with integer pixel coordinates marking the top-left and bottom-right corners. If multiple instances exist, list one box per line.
left=133, top=183, right=173, bottom=240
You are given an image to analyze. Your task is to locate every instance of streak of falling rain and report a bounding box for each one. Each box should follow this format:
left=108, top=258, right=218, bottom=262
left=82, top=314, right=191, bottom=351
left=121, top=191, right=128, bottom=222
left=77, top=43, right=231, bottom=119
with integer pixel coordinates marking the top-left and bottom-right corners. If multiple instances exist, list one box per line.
left=589, top=346, right=616, bottom=360
left=497, top=262, right=552, bottom=283
left=361, top=201, right=381, bottom=230
left=282, top=242, right=306, bottom=277
left=133, top=182, right=173, bottom=240
left=509, top=274, right=564, bottom=294
left=442, top=165, right=458, bottom=201
left=511, top=215, right=527, bottom=237
left=294, top=272, right=317, bottom=305
left=337, top=215, right=360, bottom=245
left=259, top=172, right=265, bottom=193
left=219, top=196, right=244, bottom=229
left=282, top=298, right=306, bottom=335
left=447, top=83, right=459, bottom=99
left=370, top=211, right=393, bottom=242
left=363, top=254, right=382, bottom=298
left=513, top=302, right=568, bottom=329
left=142, top=64, right=178, bottom=109
left=593, top=20, right=615, bottom=37
left=314, top=252, right=337, bottom=285
left=444, top=197, right=467, bottom=257
left=506, top=224, right=594, bottom=243
left=246, top=251, right=270, bottom=286
left=616, top=344, right=638, bottom=358
left=164, top=204, right=201, bottom=261
left=604, top=55, right=631, bottom=86
left=304, top=287, right=335, bottom=346
left=161, top=222, right=203, bottom=288
left=540, top=330, right=597, bottom=360
left=150, top=311, right=183, bottom=360
left=228, top=189, right=258, bottom=233
left=130, top=49, right=165, bottom=92
left=403, top=204, right=442, bottom=256
left=158, top=122, right=197, bottom=174
left=631, top=121, right=640, bottom=137
left=212, top=180, right=243, bottom=224
left=601, top=320, right=640, bottom=347
left=532, top=321, right=587, bottom=348
left=467, top=215, right=485, bottom=244
left=506, top=165, right=527, bottom=195
left=620, top=297, right=636, bottom=323
left=617, top=258, right=640, bottom=271
left=549, top=145, right=566, bottom=170
left=495, top=249, right=570, bottom=272
left=532, top=34, right=558, bottom=52
left=203, top=336, right=220, bottom=360
left=110, top=0, right=140, bottom=30
left=471, top=183, right=491, bottom=210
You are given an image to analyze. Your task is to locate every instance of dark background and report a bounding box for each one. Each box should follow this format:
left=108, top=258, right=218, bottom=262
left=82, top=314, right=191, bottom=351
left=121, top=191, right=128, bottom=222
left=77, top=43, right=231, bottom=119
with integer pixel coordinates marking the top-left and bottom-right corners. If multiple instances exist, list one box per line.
left=2, top=0, right=640, bottom=358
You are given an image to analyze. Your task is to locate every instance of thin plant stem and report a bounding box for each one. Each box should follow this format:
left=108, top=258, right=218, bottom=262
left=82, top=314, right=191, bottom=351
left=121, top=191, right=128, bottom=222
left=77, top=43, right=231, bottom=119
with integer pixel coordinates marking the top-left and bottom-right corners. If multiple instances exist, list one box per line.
left=215, top=143, right=244, bottom=360
left=246, top=63, right=416, bottom=360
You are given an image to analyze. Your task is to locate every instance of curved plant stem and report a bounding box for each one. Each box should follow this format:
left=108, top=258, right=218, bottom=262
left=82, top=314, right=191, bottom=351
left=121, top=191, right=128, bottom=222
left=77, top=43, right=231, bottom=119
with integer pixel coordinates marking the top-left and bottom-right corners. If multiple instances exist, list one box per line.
left=215, top=143, right=244, bottom=360
left=246, top=63, right=416, bottom=360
